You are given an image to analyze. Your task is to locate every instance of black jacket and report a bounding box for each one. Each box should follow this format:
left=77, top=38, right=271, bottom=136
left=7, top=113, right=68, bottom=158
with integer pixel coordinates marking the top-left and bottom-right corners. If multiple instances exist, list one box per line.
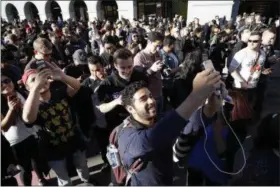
left=68, top=86, right=95, bottom=138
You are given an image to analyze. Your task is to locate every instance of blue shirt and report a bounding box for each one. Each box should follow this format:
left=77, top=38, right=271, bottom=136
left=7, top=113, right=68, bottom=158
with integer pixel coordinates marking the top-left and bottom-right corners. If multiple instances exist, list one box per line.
left=160, top=49, right=179, bottom=69
left=188, top=125, right=229, bottom=184
left=118, top=110, right=187, bottom=185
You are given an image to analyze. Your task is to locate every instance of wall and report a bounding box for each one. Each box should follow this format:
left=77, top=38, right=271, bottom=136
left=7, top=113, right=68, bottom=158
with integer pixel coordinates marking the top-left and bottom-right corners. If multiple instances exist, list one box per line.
left=1, top=0, right=136, bottom=22
left=116, top=0, right=135, bottom=21
left=187, top=0, right=234, bottom=24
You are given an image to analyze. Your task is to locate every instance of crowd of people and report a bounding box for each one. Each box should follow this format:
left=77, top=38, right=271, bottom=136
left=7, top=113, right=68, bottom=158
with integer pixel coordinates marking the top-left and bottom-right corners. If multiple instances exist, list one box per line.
left=1, top=12, right=280, bottom=186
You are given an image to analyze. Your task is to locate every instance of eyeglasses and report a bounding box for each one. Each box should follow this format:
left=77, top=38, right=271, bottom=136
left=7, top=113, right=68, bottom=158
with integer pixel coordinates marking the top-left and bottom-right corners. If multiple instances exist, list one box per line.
left=40, top=52, right=52, bottom=58
left=248, top=40, right=259, bottom=43
left=1, top=78, right=11, bottom=86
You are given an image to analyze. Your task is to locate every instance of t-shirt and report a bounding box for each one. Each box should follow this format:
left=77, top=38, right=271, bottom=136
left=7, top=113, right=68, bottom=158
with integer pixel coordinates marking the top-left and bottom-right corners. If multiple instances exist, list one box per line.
left=2, top=92, right=36, bottom=146
left=82, top=77, right=107, bottom=129
left=35, top=87, right=76, bottom=160
left=96, top=70, right=148, bottom=130
left=229, top=48, right=266, bottom=89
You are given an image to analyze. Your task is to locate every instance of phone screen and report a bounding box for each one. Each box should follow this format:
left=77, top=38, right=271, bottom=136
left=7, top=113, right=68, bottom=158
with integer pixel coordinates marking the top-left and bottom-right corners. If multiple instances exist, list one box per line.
left=9, top=95, right=17, bottom=101
left=203, top=60, right=215, bottom=71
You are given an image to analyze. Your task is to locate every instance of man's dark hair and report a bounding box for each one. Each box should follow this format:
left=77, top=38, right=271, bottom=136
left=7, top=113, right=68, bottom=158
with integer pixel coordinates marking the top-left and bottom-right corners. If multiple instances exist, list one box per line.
left=263, top=27, right=276, bottom=35
left=121, top=81, right=148, bottom=107
left=148, top=31, right=164, bottom=42
left=103, top=35, right=116, bottom=45
left=88, top=55, right=103, bottom=66
left=225, top=24, right=235, bottom=31
left=194, top=27, right=203, bottom=34
left=163, top=35, right=176, bottom=47
left=6, top=34, right=17, bottom=43
left=113, top=48, right=133, bottom=63
left=250, top=31, right=262, bottom=37
left=1, top=48, right=15, bottom=63
left=105, top=24, right=113, bottom=31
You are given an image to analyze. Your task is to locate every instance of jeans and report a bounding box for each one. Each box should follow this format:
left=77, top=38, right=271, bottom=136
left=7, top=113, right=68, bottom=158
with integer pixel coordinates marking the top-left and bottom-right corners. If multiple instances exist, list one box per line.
left=94, top=127, right=110, bottom=165
left=48, top=150, right=89, bottom=186
left=11, top=135, right=45, bottom=186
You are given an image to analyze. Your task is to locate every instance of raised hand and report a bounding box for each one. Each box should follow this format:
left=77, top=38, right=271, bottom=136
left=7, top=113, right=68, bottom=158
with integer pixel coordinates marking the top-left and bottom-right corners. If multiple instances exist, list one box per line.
left=33, top=69, right=52, bottom=90
left=150, top=60, right=164, bottom=72
left=7, top=96, right=21, bottom=111
left=51, top=68, right=65, bottom=81
left=192, top=69, right=221, bottom=98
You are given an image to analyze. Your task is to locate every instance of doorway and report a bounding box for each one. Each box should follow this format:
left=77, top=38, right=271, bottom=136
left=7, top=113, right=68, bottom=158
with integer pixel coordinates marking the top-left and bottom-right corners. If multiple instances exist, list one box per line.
left=69, top=0, right=88, bottom=21
left=5, top=4, right=19, bottom=23
left=24, top=2, right=40, bottom=21
left=97, top=0, right=119, bottom=22
left=45, top=0, right=63, bottom=21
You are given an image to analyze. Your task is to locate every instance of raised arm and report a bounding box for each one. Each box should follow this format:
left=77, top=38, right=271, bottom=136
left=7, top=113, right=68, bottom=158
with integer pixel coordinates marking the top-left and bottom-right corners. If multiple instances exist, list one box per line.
left=22, top=69, right=52, bottom=124
left=147, top=69, right=221, bottom=148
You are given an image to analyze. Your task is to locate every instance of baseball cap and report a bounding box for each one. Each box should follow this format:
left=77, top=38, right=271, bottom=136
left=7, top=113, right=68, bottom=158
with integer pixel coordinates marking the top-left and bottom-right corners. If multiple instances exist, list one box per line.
left=24, top=59, right=49, bottom=72
left=22, top=69, right=38, bottom=85
left=72, top=49, right=87, bottom=65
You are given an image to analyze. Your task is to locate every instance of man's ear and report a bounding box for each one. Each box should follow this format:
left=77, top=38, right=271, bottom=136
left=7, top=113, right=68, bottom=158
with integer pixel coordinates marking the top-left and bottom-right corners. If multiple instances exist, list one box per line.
left=114, top=63, right=118, bottom=70
left=126, top=105, right=136, bottom=115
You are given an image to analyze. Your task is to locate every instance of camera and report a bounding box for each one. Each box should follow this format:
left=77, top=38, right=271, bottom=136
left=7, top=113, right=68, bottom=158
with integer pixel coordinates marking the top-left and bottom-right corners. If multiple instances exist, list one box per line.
left=162, top=67, right=172, bottom=77
left=161, top=55, right=172, bottom=78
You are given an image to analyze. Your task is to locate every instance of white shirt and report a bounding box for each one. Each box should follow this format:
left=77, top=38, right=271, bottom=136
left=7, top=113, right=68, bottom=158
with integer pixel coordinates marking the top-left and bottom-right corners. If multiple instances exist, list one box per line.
left=229, top=48, right=266, bottom=89
left=2, top=92, right=36, bottom=146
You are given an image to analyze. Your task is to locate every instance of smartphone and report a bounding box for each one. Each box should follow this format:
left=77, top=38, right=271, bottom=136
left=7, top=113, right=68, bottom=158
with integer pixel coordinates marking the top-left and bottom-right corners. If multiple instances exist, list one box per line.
left=9, top=95, right=17, bottom=101
left=202, top=59, right=215, bottom=71
left=7, top=167, right=21, bottom=177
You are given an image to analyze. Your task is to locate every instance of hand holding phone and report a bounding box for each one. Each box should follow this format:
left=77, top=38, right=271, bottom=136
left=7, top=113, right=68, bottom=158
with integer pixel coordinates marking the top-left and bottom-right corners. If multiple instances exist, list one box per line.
left=7, top=95, right=21, bottom=111
left=150, top=60, right=164, bottom=72
left=202, top=60, right=215, bottom=71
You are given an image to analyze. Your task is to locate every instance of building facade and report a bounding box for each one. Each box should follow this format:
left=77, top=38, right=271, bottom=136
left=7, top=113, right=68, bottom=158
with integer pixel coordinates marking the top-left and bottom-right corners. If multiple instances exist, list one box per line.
left=1, top=0, right=279, bottom=24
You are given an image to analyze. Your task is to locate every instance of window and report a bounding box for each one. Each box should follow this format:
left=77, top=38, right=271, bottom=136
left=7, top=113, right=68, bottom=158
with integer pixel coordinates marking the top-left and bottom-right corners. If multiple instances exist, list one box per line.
left=137, top=0, right=171, bottom=18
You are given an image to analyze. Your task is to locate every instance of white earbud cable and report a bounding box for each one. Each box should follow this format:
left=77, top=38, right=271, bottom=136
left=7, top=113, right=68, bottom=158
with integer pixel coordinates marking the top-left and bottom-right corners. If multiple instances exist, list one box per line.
left=200, top=98, right=247, bottom=175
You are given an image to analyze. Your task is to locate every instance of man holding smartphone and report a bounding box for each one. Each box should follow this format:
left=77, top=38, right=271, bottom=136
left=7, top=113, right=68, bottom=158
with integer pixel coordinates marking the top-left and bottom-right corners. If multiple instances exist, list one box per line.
left=22, top=61, right=91, bottom=186
left=134, top=32, right=164, bottom=114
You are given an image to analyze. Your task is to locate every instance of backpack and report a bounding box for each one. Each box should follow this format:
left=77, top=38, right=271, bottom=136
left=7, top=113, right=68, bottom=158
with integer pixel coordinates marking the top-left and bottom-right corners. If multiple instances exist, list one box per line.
left=107, top=117, right=143, bottom=186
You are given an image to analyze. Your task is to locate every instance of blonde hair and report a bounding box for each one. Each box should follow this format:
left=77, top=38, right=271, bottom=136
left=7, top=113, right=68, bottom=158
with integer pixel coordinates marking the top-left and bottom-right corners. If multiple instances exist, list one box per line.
left=33, top=38, right=52, bottom=53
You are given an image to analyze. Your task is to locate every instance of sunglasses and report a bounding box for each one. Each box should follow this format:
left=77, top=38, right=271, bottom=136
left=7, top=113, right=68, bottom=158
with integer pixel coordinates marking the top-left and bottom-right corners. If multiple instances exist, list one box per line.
left=43, top=53, right=52, bottom=58
left=105, top=47, right=113, bottom=50
left=1, top=78, right=12, bottom=86
left=248, top=40, right=259, bottom=43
